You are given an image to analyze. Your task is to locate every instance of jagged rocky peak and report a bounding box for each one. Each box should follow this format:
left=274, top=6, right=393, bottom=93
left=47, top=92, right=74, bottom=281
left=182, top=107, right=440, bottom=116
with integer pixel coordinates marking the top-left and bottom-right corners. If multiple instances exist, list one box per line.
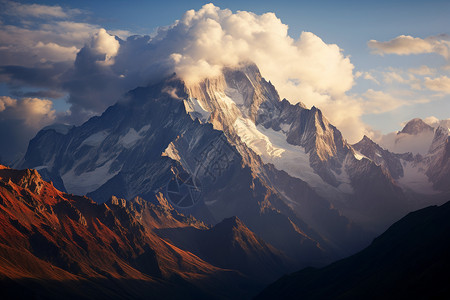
left=217, top=216, right=244, bottom=229
left=360, top=135, right=375, bottom=144
left=399, top=118, right=434, bottom=135
left=0, top=165, right=46, bottom=194
left=183, top=62, right=280, bottom=125
left=19, top=169, right=45, bottom=194
left=110, top=195, right=128, bottom=208
left=353, top=135, right=381, bottom=153
left=353, top=135, right=410, bottom=180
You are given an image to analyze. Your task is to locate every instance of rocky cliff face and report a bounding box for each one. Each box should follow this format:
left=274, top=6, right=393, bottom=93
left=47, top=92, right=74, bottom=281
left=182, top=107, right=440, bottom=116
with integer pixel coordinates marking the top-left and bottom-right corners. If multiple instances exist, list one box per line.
left=353, top=135, right=413, bottom=180
left=425, top=126, right=450, bottom=191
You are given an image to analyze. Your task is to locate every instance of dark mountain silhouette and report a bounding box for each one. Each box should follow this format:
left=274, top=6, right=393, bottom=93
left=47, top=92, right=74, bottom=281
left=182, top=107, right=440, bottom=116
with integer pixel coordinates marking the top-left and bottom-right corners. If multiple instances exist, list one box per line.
left=256, top=200, right=450, bottom=299
left=156, top=216, right=292, bottom=282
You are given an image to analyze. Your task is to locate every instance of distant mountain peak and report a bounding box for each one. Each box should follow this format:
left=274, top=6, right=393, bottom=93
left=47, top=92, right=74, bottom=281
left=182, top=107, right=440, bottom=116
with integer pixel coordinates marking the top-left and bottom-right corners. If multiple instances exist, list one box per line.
left=399, top=118, right=434, bottom=135
left=218, top=216, right=243, bottom=228
left=359, top=135, right=376, bottom=145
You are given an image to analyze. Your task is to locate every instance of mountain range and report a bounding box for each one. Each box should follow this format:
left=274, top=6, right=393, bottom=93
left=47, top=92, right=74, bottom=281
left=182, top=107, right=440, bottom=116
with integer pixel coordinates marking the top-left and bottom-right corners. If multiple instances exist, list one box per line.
left=2, top=62, right=449, bottom=298
left=0, top=164, right=290, bottom=299
left=18, top=64, right=450, bottom=257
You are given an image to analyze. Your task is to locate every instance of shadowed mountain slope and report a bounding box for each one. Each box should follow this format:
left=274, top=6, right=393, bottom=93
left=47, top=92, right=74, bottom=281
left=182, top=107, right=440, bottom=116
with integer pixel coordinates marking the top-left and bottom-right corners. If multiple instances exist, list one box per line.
left=256, top=200, right=450, bottom=299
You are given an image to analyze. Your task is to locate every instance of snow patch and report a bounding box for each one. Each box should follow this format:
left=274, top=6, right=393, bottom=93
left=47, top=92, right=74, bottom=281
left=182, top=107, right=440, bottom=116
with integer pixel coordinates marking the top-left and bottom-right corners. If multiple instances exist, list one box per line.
left=353, top=151, right=366, bottom=160
left=62, top=159, right=119, bottom=195
left=184, top=97, right=211, bottom=123
left=118, top=125, right=150, bottom=148
left=234, top=118, right=284, bottom=157
left=225, top=87, right=245, bottom=105
left=34, top=165, right=48, bottom=171
left=333, top=158, right=354, bottom=194
left=234, top=117, right=326, bottom=189
left=81, top=131, right=109, bottom=147
left=215, top=91, right=237, bottom=110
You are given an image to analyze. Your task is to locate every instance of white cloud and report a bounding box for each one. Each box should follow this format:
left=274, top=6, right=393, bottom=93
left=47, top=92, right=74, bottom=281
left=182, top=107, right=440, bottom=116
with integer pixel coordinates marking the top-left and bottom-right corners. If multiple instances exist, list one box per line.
left=0, top=21, right=100, bottom=66
left=368, top=35, right=450, bottom=60
left=1, top=0, right=79, bottom=19
left=361, top=89, right=407, bottom=114
left=423, top=116, right=440, bottom=127
left=143, top=4, right=355, bottom=102
left=0, top=95, right=56, bottom=163
left=363, top=72, right=380, bottom=84
left=0, top=95, right=15, bottom=111
left=87, top=28, right=120, bottom=66
left=423, top=116, right=450, bottom=129
left=357, top=89, right=430, bottom=121
left=98, top=4, right=356, bottom=140
left=35, top=42, right=78, bottom=62
left=424, top=75, right=450, bottom=93
left=409, top=65, right=436, bottom=76
left=0, top=95, right=55, bottom=127
left=376, top=68, right=423, bottom=90
left=383, top=71, right=408, bottom=84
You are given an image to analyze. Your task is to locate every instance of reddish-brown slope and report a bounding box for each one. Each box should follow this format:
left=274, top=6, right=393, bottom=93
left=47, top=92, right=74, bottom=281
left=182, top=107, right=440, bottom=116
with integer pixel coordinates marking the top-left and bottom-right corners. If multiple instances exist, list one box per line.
left=0, top=165, right=258, bottom=299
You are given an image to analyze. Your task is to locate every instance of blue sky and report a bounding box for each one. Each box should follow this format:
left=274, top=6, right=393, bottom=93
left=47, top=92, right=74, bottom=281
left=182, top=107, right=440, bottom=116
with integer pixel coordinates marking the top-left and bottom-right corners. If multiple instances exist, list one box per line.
left=0, top=0, right=449, bottom=162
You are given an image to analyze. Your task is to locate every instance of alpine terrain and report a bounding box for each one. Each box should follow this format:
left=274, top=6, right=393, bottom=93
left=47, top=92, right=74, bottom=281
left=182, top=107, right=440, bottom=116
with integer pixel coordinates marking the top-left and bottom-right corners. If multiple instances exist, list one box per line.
left=18, top=63, right=450, bottom=269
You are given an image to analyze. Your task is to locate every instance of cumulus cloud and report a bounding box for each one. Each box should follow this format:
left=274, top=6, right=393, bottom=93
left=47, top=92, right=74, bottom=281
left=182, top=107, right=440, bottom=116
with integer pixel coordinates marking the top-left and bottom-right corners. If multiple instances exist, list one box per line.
left=86, top=28, right=120, bottom=66
left=368, top=34, right=450, bottom=59
left=0, top=96, right=56, bottom=163
left=424, top=75, right=450, bottom=93
left=0, top=96, right=55, bottom=127
left=423, top=116, right=450, bottom=128
left=166, top=6, right=355, bottom=99
left=58, top=29, right=124, bottom=123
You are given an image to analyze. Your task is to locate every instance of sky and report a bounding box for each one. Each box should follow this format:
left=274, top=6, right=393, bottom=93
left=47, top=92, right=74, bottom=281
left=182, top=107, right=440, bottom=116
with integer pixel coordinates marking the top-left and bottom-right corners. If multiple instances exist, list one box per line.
left=0, top=0, right=449, bottom=163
